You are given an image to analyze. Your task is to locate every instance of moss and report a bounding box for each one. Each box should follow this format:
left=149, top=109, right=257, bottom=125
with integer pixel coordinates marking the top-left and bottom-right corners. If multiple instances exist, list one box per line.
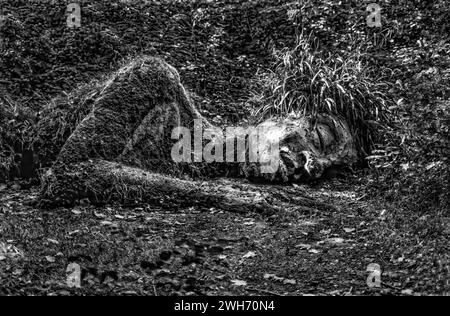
left=53, top=56, right=201, bottom=166
left=40, top=56, right=212, bottom=206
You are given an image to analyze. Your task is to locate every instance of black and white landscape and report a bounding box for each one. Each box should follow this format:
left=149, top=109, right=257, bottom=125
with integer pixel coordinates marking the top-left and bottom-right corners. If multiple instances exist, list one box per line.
left=0, top=0, right=448, bottom=298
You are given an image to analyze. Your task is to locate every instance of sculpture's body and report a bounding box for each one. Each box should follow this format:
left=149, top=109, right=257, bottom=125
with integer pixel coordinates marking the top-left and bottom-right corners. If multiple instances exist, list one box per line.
left=39, top=56, right=357, bottom=210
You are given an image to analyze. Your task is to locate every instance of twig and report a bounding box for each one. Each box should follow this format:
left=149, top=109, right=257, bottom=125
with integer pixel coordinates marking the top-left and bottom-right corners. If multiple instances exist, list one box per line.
left=152, top=280, right=158, bottom=296
left=245, top=287, right=282, bottom=296
left=381, top=282, right=402, bottom=290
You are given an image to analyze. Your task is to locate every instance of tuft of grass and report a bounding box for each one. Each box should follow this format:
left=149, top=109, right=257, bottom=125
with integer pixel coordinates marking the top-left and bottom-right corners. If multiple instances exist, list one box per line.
left=0, top=93, right=36, bottom=181
left=248, top=34, right=394, bottom=156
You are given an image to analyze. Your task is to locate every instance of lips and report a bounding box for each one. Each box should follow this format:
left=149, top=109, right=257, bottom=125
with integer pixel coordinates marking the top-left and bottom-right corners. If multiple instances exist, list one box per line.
left=279, top=144, right=334, bottom=182
left=279, top=146, right=309, bottom=181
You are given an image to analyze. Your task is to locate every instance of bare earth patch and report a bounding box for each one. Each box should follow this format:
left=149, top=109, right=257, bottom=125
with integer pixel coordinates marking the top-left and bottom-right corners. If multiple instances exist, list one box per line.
left=0, top=177, right=448, bottom=296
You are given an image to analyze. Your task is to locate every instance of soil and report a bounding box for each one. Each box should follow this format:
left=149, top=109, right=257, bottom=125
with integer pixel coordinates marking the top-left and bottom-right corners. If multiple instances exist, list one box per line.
left=0, top=175, right=448, bottom=296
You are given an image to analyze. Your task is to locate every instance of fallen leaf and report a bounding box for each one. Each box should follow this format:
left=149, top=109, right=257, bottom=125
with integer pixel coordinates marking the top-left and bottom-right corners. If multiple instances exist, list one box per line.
left=243, top=251, right=257, bottom=259
left=343, top=228, right=356, bottom=233
left=263, top=274, right=284, bottom=282
left=12, top=269, right=23, bottom=276
left=46, top=256, right=56, bottom=263
left=327, top=290, right=341, bottom=295
left=231, top=279, right=247, bottom=286
left=47, top=239, right=60, bottom=245
left=101, top=220, right=114, bottom=226
left=283, top=279, right=297, bottom=285
left=0, top=242, right=23, bottom=259
left=401, top=289, right=413, bottom=295
left=325, top=237, right=345, bottom=244
left=379, top=209, right=388, bottom=221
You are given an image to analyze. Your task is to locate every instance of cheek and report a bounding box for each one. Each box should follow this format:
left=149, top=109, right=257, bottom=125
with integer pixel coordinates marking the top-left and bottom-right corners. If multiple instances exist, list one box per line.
left=312, top=124, right=336, bottom=153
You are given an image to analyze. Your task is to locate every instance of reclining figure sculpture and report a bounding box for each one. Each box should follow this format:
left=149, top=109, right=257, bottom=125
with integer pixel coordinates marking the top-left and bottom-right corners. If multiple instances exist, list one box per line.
left=39, top=56, right=357, bottom=211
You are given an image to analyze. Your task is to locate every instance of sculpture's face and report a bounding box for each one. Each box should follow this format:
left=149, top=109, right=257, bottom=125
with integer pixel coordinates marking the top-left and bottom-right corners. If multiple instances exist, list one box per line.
left=242, top=115, right=357, bottom=182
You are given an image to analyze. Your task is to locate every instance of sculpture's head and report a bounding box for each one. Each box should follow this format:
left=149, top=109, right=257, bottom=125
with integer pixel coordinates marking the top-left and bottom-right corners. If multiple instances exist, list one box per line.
left=242, top=114, right=357, bottom=182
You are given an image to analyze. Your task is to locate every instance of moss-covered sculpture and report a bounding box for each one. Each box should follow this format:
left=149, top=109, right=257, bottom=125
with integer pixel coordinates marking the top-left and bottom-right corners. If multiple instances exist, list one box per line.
left=39, top=56, right=357, bottom=210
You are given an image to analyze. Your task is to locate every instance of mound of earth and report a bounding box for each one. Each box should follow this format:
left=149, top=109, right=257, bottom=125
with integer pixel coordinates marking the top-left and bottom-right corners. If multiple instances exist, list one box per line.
left=39, top=56, right=357, bottom=209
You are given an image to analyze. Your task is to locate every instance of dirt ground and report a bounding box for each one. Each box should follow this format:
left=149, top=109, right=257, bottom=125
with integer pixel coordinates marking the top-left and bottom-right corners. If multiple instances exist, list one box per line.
left=0, top=175, right=448, bottom=296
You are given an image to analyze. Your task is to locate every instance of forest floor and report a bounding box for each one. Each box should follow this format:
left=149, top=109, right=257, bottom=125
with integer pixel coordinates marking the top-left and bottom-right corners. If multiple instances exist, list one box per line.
left=0, top=175, right=448, bottom=296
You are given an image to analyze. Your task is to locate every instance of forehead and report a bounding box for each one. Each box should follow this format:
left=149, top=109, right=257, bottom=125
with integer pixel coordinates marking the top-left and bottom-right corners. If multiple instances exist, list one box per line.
left=260, top=117, right=338, bottom=156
